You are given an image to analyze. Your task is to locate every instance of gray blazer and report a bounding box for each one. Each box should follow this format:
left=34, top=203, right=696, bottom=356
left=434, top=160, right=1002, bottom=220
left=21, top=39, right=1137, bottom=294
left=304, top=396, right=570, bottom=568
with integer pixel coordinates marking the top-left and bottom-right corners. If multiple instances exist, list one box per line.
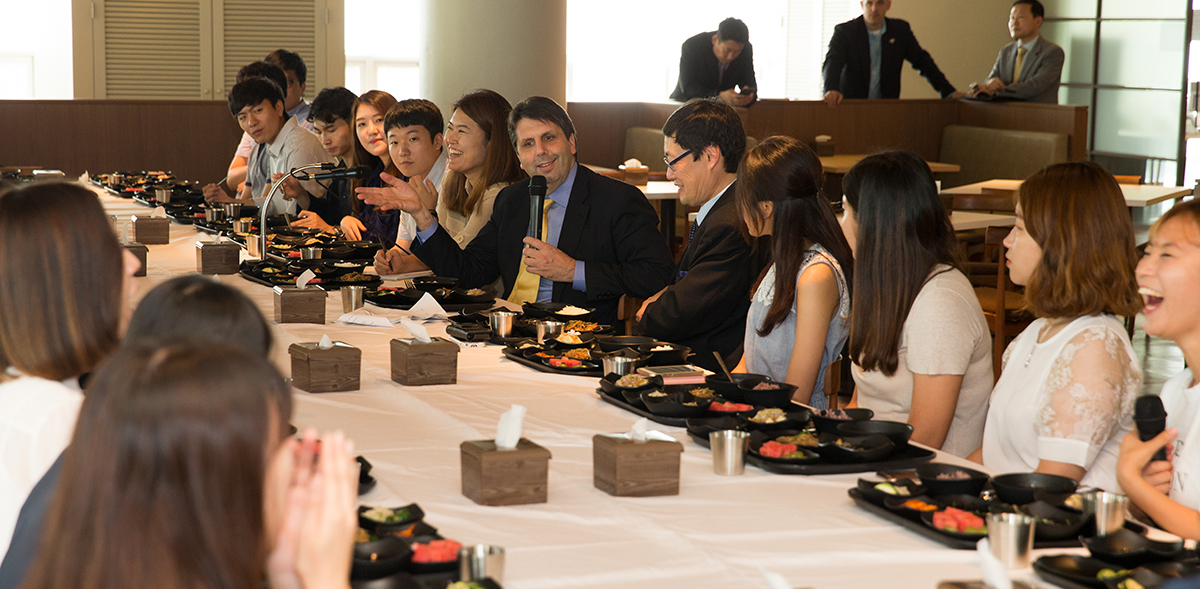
left=985, top=36, right=1064, bottom=104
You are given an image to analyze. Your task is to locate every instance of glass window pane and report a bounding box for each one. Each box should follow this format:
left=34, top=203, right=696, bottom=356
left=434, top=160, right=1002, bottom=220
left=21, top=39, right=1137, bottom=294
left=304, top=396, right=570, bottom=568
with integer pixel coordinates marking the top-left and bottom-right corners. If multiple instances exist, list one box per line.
left=345, top=64, right=363, bottom=95
left=345, top=0, right=421, bottom=59
left=1041, top=21, right=1095, bottom=84
left=1101, top=0, right=1187, bottom=19
left=1043, top=0, right=1097, bottom=18
left=1098, top=21, right=1186, bottom=90
left=376, top=65, right=419, bottom=99
left=1094, top=88, right=1183, bottom=160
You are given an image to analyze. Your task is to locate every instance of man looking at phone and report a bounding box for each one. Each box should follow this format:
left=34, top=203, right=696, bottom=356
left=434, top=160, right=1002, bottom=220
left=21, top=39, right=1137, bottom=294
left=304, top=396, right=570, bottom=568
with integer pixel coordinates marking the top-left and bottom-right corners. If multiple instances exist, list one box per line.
left=670, top=18, right=756, bottom=107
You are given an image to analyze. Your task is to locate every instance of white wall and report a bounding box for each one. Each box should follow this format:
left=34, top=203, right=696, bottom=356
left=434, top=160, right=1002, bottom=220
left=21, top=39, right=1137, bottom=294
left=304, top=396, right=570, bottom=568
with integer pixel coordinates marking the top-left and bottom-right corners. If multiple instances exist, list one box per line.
left=889, top=0, right=1014, bottom=98
left=3, top=0, right=73, bottom=98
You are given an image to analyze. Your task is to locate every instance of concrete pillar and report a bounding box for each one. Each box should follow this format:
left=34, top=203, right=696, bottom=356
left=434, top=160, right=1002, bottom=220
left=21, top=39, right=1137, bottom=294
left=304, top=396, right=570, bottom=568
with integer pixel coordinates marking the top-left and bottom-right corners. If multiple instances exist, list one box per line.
left=421, top=0, right=567, bottom=116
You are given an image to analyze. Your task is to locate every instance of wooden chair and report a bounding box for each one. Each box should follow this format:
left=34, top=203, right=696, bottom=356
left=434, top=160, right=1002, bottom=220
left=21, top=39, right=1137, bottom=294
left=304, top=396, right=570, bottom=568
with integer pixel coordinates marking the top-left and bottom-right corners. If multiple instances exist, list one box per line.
left=617, top=295, right=645, bottom=335
left=951, top=193, right=1017, bottom=287
left=974, top=225, right=1033, bottom=380
left=1114, top=174, right=1143, bottom=185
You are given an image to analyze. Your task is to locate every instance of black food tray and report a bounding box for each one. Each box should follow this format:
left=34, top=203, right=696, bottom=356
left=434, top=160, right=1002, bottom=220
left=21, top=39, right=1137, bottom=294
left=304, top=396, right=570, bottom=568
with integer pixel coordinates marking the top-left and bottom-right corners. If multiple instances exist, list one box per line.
left=237, top=269, right=382, bottom=291
left=365, top=298, right=494, bottom=314
left=501, top=349, right=603, bottom=377
left=596, top=388, right=688, bottom=427
left=689, top=435, right=934, bottom=475
left=1030, top=565, right=1095, bottom=589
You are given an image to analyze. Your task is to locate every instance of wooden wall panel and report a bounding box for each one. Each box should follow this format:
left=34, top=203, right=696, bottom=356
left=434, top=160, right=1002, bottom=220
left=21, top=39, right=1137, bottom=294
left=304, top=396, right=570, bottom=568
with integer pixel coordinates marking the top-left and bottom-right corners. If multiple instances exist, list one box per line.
left=956, top=101, right=1089, bottom=161
left=0, top=100, right=242, bottom=182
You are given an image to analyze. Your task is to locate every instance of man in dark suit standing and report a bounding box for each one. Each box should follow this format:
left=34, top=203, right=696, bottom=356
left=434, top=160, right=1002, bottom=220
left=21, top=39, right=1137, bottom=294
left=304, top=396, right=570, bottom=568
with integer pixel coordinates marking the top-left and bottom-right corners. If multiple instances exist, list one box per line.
left=382, top=96, right=675, bottom=327
left=822, top=0, right=961, bottom=109
left=637, top=99, right=765, bottom=372
left=969, top=0, right=1064, bottom=104
left=670, top=18, right=756, bottom=107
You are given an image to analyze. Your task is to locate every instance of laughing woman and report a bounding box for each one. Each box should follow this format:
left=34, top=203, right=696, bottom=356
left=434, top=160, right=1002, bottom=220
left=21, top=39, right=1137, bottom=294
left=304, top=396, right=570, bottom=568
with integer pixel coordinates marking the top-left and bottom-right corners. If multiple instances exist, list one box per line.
left=972, top=162, right=1142, bottom=491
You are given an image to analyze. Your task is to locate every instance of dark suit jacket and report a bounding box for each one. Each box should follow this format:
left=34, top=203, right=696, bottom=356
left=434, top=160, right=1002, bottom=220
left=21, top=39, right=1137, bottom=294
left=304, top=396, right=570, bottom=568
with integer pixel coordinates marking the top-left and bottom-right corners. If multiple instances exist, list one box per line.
left=0, top=453, right=62, bottom=589
left=822, top=17, right=956, bottom=99
left=639, top=184, right=765, bottom=372
left=412, top=164, right=675, bottom=326
left=985, top=37, right=1064, bottom=104
left=670, top=31, right=757, bottom=102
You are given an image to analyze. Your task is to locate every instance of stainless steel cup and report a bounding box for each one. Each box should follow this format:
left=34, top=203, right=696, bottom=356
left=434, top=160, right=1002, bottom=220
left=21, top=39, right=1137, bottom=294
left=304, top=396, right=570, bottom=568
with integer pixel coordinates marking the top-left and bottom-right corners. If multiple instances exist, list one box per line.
left=489, top=310, right=519, bottom=337
left=533, top=320, right=564, bottom=344
left=341, top=286, right=365, bottom=313
left=154, top=185, right=172, bottom=203
left=247, top=235, right=262, bottom=258
left=233, top=218, right=253, bottom=233
left=1084, top=491, right=1130, bottom=536
left=709, top=430, right=750, bottom=475
left=458, top=544, right=505, bottom=582
left=222, top=203, right=242, bottom=218
left=300, top=247, right=322, bottom=260
left=987, top=512, right=1036, bottom=569
left=205, top=207, right=226, bottom=223
left=602, top=355, right=637, bottom=376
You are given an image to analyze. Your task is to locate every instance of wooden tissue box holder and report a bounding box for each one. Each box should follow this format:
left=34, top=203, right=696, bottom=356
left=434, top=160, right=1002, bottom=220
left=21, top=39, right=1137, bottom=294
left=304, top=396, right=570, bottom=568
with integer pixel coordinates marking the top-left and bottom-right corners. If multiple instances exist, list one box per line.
left=391, top=337, right=459, bottom=385
left=272, top=286, right=326, bottom=324
left=460, top=438, right=552, bottom=506
left=592, top=434, right=683, bottom=497
left=131, top=216, right=170, bottom=244
left=619, top=165, right=649, bottom=186
left=809, top=140, right=835, bottom=157
left=123, top=243, right=147, bottom=277
left=195, top=241, right=240, bottom=274
left=288, top=341, right=361, bottom=393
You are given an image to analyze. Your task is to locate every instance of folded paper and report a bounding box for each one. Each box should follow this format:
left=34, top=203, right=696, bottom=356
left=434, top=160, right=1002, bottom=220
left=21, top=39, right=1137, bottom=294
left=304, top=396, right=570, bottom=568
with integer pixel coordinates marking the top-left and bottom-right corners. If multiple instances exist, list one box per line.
left=296, top=269, right=317, bottom=290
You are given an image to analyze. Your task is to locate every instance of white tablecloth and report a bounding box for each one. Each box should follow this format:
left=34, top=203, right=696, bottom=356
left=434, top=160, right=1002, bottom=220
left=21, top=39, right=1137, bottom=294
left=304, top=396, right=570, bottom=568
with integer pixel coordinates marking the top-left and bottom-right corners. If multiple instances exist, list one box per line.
left=100, top=192, right=1064, bottom=589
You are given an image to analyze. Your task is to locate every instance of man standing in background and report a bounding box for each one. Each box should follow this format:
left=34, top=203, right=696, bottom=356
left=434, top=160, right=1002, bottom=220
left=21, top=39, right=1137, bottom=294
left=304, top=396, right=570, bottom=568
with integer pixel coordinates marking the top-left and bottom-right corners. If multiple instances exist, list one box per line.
left=671, top=18, right=756, bottom=107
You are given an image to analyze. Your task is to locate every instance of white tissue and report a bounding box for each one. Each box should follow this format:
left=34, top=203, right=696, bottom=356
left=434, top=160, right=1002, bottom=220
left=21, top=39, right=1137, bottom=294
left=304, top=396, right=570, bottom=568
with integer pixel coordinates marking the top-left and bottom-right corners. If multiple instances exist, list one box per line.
left=296, top=269, right=317, bottom=289
left=815, top=135, right=832, bottom=143
left=603, top=422, right=676, bottom=444
left=317, top=335, right=334, bottom=350
left=631, top=418, right=649, bottom=442
left=214, top=234, right=224, bottom=244
left=211, top=274, right=221, bottom=283
left=759, top=567, right=792, bottom=589
left=152, top=206, right=166, bottom=217
left=399, top=318, right=432, bottom=343
left=623, top=158, right=644, bottom=168
left=337, top=308, right=395, bottom=328
left=977, top=538, right=1012, bottom=589
left=405, top=292, right=447, bottom=319
left=495, top=404, right=527, bottom=450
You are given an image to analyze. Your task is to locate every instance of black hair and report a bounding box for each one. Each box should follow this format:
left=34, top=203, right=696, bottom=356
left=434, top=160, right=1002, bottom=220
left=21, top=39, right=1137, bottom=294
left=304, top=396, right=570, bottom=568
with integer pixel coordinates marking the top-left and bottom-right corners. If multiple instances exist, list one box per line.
left=227, top=77, right=284, bottom=117
left=385, top=98, right=445, bottom=141
left=125, top=275, right=273, bottom=357
left=1012, top=0, right=1045, bottom=19
left=662, top=98, right=746, bottom=174
left=309, top=86, right=358, bottom=125
left=717, top=17, right=749, bottom=45
left=508, top=96, right=576, bottom=148
left=235, top=61, right=287, bottom=97
left=265, top=49, right=307, bottom=85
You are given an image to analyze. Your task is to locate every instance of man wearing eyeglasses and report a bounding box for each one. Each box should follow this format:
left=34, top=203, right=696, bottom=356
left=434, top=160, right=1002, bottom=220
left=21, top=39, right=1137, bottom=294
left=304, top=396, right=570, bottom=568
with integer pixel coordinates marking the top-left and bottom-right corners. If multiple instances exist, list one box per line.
left=637, top=99, right=766, bottom=372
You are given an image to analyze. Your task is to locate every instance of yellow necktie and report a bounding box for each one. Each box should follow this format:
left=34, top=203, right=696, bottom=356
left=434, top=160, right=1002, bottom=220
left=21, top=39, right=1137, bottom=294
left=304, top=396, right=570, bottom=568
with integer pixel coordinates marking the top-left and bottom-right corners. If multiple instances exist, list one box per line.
left=1013, top=46, right=1027, bottom=83
left=507, top=199, right=553, bottom=303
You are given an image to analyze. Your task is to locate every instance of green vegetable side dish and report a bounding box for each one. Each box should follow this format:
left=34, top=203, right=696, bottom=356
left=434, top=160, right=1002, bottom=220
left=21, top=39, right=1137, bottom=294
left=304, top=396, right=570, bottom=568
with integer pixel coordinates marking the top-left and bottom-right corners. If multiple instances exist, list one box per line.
left=1096, top=568, right=1130, bottom=580
left=447, top=583, right=489, bottom=589
left=363, top=506, right=412, bottom=523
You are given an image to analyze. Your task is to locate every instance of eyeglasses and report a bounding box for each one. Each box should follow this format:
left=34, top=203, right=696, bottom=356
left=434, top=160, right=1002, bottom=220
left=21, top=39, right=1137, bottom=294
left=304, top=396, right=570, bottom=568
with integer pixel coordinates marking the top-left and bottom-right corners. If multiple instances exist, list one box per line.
left=664, top=149, right=694, bottom=172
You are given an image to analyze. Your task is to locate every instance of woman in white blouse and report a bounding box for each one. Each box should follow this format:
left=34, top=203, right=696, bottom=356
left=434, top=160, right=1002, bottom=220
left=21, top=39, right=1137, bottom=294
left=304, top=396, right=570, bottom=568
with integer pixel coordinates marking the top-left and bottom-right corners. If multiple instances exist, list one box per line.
left=970, top=162, right=1143, bottom=490
left=0, top=181, right=141, bottom=557
left=1116, top=199, right=1200, bottom=539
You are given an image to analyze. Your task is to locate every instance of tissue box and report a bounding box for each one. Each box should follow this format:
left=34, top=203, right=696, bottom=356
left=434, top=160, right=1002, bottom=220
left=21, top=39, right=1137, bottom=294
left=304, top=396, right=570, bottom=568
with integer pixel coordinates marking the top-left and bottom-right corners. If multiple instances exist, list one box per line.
left=390, top=337, right=459, bottom=385
left=808, top=139, right=835, bottom=157
left=131, top=215, right=170, bottom=244
left=195, top=241, right=240, bottom=274
left=592, top=434, right=683, bottom=497
left=272, top=286, right=326, bottom=324
left=123, top=243, right=147, bottom=277
left=288, top=341, right=361, bottom=393
left=460, top=438, right=552, bottom=506
left=619, top=164, right=649, bottom=186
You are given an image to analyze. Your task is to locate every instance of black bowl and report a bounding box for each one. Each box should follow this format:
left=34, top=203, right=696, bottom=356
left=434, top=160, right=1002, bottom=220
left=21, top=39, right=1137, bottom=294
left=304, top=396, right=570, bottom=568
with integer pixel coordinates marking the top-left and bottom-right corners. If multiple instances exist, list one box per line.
left=703, top=373, right=767, bottom=403
left=505, top=338, right=542, bottom=355
left=641, top=390, right=707, bottom=418
left=1081, top=528, right=1185, bottom=568
left=522, top=301, right=595, bottom=322
left=412, top=276, right=457, bottom=292
left=663, top=383, right=719, bottom=402
left=883, top=494, right=942, bottom=519
left=596, top=335, right=657, bottom=353
left=1141, top=560, right=1200, bottom=579
left=351, top=535, right=414, bottom=580
left=990, top=472, right=1078, bottom=506
left=915, top=463, right=989, bottom=497
left=357, top=456, right=377, bottom=496
left=809, top=408, right=875, bottom=434
left=856, top=478, right=927, bottom=505
left=620, top=388, right=648, bottom=408
left=748, top=429, right=820, bottom=463
left=740, top=407, right=813, bottom=432
left=837, top=420, right=913, bottom=447
left=815, top=432, right=895, bottom=463
left=686, top=416, right=745, bottom=438
left=736, top=378, right=799, bottom=408
left=449, top=287, right=494, bottom=304
left=357, top=504, right=425, bottom=536
left=1033, top=554, right=1123, bottom=588
left=351, top=571, right=421, bottom=589
left=637, top=342, right=691, bottom=366
left=598, top=373, right=661, bottom=396
left=1020, top=500, right=1087, bottom=541
left=549, top=331, right=595, bottom=350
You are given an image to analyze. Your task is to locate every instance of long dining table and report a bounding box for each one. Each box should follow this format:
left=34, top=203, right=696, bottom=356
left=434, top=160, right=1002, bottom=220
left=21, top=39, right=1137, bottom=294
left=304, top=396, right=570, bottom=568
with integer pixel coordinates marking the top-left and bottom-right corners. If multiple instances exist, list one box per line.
left=95, top=189, right=1128, bottom=589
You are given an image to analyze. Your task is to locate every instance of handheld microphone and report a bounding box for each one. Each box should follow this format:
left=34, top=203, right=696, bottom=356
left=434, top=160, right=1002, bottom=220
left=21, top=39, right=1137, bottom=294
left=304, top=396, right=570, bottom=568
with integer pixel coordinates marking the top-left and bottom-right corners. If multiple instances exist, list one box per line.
left=1134, top=395, right=1169, bottom=462
left=295, top=165, right=371, bottom=181
left=528, top=175, right=548, bottom=240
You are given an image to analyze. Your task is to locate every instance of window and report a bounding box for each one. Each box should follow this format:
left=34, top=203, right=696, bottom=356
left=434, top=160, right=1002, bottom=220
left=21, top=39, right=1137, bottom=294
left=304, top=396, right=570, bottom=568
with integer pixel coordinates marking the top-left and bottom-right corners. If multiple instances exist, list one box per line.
left=344, top=0, right=420, bottom=97
left=0, top=0, right=73, bottom=98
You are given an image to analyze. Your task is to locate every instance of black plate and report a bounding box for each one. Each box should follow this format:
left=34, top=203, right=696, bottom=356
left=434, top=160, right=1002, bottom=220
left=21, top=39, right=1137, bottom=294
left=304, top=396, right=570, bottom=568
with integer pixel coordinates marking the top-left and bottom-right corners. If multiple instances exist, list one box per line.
left=740, top=407, right=812, bottom=432
left=814, top=432, right=895, bottom=463
left=539, top=355, right=599, bottom=372
left=641, top=389, right=708, bottom=418
left=1020, top=500, right=1089, bottom=541
left=736, top=378, right=799, bottom=408
left=522, top=301, right=595, bottom=322
left=1081, top=528, right=1185, bottom=568
left=748, top=429, right=820, bottom=463
left=503, top=349, right=603, bottom=377
left=596, top=388, right=687, bottom=427
left=637, top=342, right=691, bottom=366
left=1033, top=554, right=1126, bottom=589
left=809, top=408, right=875, bottom=434
left=597, top=373, right=663, bottom=396
left=549, top=331, right=596, bottom=350
left=686, top=416, right=747, bottom=438
left=448, top=287, right=495, bottom=305
left=365, top=287, right=425, bottom=308
left=915, top=462, right=990, bottom=497
left=351, top=536, right=414, bottom=580
left=855, top=478, right=927, bottom=505
left=703, top=373, right=767, bottom=403
left=836, top=420, right=914, bottom=447
left=357, top=504, right=425, bottom=536
left=991, top=472, right=1078, bottom=506
left=595, top=335, right=657, bottom=353
left=920, top=507, right=988, bottom=540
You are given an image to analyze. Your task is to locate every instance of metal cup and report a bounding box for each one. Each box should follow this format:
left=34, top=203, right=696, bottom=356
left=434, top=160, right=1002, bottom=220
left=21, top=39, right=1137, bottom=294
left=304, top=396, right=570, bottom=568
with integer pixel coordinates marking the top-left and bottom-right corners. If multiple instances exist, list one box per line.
left=533, top=320, right=564, bottom=344
left=233, top=218, right=253, bottom=233
left=205, top=207, right=226, bottom=223
left=602, top=355, right=638, bottom=376
left=489, top=310, right=518, bottom=337
left=246, top=234, right=262, bottom=258
left=1084, top=491, right=1130, bottom=536
left=300, top=247, right=322, bottom=260
left=154, top=185, right=172, bottom=203
left=987, top=512, right=1036, bottom=569
left=709, top=430, right=750, bottom=476
left=341, top=286, right=365, bottom=313
left=458, top=544, right=505, bottom=582
left=222, top=202, right=242, bottom=218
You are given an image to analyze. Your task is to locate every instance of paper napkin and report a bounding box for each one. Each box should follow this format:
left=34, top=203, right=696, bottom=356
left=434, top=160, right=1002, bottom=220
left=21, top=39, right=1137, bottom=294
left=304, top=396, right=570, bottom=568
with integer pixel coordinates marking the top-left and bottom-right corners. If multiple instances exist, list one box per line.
left=495, top=404, right=527, bottom=450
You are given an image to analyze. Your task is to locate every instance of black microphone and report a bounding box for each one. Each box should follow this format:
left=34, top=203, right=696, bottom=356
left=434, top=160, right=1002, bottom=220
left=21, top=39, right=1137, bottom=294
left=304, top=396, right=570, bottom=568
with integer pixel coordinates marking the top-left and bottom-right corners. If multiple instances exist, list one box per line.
left=1135, top=395, right=1169, bottom=462
left=528, top=175, right=547, bottom=240
left=295, top=165, right=371, bottom=181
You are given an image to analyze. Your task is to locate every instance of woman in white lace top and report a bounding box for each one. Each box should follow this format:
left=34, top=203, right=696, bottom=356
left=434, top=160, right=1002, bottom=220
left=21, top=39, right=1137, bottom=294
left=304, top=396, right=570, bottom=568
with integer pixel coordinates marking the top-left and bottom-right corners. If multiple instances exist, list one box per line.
left=971, top=162, right=1143, bottom=490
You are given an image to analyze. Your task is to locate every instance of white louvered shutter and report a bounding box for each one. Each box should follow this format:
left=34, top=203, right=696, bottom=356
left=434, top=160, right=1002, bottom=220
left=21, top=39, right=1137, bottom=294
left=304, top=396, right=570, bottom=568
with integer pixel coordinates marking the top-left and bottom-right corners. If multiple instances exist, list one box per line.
left=214, top=0, right=320, bottom=98
left=97, top=0, right=205, bottom=98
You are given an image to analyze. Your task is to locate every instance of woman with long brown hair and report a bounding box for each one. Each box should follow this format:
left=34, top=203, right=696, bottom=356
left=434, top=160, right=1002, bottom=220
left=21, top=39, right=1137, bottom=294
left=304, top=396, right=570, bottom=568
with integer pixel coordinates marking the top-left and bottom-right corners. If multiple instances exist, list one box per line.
left=339, top=89, right=396, bottom=244
left=733, top=136, right=853, bottom=408
left=20, top=341, right=358, bottom=589
left=842, top=152, right=993, bottom=457
left=973, top=162, right=1142, bottom=490
left=0, top=182, right=140, bottom=558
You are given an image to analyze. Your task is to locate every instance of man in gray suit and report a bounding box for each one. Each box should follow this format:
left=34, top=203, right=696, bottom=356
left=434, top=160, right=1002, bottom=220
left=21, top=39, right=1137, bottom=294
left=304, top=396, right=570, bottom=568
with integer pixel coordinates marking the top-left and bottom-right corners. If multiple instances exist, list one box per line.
left=969, top=0, right=1063, bottom=103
